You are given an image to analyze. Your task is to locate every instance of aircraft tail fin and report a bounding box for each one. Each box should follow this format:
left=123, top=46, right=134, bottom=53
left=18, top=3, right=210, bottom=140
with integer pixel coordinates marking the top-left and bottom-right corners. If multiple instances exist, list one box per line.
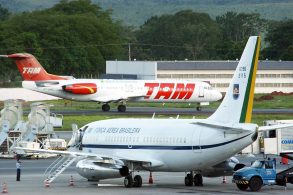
left=208, top=36, right=261, bottom=124
left=0, top=53, right=67, bottom=81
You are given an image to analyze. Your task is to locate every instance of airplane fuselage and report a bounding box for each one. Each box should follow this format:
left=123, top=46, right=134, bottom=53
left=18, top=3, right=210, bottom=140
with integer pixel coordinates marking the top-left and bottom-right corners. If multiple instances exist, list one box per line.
left=22, top=79, right=222, bottom=103
left=80, top=118, right=257, bottom=172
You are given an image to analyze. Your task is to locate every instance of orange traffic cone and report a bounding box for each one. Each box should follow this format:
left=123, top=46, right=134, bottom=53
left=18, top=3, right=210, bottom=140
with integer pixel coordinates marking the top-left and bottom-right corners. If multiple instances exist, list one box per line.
left=222, top=176, right=227, bottom=184
left=2, top=182, right=8, bottom=193
left=68, top=176, right=74, bottom=187
left=281, top=156, right=289, bottom=165
left=148, top=172, right=153, bottom=184
left=44, top=179, right=50, bottom=188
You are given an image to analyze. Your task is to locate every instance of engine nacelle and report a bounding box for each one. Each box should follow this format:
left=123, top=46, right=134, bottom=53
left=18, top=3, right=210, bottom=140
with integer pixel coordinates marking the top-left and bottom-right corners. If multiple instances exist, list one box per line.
left=201, top=157, right=245, bottom=177
left=76, top=159, right=129, bottom=181
left=62, top=83, right=97, bottom=94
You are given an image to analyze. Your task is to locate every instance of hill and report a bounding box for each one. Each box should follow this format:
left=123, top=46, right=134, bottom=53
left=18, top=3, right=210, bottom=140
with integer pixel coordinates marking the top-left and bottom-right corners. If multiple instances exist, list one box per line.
left=0, top=0, right=292, bottom=26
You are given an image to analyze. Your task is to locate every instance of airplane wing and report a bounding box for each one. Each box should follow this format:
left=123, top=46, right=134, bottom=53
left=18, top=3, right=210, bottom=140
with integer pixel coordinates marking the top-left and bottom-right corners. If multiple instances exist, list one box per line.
left=14, top=147, right=163, bottom=168
left=92, top=93, right=146, bottom=103
left=258, top=123, right=293, bottom=132
left=15, top=147, right=103, bottom=159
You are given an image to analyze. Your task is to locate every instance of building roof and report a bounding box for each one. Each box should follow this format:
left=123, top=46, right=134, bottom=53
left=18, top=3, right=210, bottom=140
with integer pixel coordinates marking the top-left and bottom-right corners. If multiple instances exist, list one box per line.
left=157, top=61, right=293, bottom=70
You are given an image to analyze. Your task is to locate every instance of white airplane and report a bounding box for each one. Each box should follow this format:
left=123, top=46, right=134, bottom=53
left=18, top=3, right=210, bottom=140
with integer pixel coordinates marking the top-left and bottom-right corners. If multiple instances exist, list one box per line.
left=1, top=53, right=222, bottom=112
left=15, top=36, right=265, bottom=187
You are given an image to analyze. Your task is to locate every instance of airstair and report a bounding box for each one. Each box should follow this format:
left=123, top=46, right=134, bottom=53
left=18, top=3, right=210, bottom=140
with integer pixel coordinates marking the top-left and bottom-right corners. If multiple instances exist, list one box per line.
left=44, top=156, right=77, bottom=183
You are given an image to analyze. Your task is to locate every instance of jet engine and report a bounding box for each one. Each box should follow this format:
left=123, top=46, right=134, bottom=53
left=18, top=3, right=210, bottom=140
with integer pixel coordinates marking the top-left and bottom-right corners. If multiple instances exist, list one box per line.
left=201, top=157, right=245, bottom=177
left=76, top=159, right=129, bottom=181
left=62, top=83, right=97, bottom=94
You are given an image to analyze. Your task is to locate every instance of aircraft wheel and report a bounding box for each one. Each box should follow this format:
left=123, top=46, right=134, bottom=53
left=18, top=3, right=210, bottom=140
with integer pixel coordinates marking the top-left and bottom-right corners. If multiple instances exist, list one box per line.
left=249, top=177, right=262, bottom=192
left=133, top=175, right=142, bottom=187
left=196, top=106, right=202, bottom=111
left=124, top=175, right=133, bottom=188
left=102, top=104, right=110, bottom=112
left=118, top=105, right=126, bottom=112
left=236, top=184, right=249, bottom=191
left=184, top=173, right=193, bottom=186
left=194, top=174, right=203, bottom=186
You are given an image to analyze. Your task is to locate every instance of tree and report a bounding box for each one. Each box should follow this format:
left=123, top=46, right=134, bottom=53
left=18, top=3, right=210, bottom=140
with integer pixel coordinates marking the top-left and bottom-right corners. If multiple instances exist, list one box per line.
left=0, top=0, right=129, bottom=82
left=264, top=20, right=293, bottom=60
left=0, top=4, right=10, bottom=20
left=215, top=12, right=267, bottom=60
left=135, top=10, right=221, bottom=60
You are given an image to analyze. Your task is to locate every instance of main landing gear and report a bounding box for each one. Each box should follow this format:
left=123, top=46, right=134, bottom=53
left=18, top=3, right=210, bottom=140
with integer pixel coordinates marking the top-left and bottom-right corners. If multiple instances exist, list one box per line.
left=124, top=175, right=142, bottom=188
left=184, top=172, right=203, bottom=186
left=102, top=104, right=110, bottom=112
left=101, top=104, right=126, bottom=112
left=117, top=104, right=126, bottom=112
left=123, top=162, right=142, bottom=188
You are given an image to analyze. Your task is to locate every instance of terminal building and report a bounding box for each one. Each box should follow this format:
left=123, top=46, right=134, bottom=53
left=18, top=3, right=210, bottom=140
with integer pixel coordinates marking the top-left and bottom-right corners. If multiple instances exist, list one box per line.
left=106, top=60, right=293, bottom=93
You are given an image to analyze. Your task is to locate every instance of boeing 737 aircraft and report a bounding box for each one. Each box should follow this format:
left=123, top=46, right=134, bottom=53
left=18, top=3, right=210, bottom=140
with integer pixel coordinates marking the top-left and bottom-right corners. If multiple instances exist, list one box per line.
left=16, top=36, right=291, bottom=188
left=1, top=53, right=222, bottom=112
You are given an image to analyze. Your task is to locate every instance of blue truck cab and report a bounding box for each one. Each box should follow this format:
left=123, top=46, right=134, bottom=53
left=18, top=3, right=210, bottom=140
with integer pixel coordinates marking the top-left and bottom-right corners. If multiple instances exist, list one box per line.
left=232, top=159, right=277, bottom=191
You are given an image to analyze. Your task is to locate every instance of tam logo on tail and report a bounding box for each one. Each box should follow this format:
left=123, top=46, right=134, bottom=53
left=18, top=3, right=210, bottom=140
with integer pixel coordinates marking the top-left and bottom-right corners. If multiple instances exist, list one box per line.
left=22, top=67, right=42, bottom=74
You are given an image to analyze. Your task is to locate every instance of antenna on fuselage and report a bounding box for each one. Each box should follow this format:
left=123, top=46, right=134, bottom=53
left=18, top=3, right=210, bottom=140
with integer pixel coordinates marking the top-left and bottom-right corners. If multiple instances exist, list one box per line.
left=152, top=112, right=156, bottom=119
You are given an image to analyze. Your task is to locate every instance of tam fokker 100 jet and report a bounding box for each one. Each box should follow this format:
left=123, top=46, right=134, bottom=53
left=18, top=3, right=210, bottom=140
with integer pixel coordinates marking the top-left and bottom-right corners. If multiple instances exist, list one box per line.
left=1, top=53, right=222, bottom=112
left=17, top=36, right=292, bottom=188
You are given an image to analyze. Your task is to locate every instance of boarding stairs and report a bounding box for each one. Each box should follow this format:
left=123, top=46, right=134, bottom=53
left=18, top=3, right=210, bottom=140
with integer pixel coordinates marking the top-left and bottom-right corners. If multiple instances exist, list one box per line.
left=44, top=156, right=77, bottom=183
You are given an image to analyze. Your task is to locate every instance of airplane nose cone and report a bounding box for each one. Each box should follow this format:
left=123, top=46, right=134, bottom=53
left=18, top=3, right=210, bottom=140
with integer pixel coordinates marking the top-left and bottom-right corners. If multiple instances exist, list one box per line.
left=214, top=91, right=222, bottom=101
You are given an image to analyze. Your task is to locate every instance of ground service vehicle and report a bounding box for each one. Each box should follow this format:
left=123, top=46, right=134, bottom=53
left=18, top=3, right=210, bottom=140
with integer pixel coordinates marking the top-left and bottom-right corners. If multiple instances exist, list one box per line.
left=233, top=159, right=293, bottom=191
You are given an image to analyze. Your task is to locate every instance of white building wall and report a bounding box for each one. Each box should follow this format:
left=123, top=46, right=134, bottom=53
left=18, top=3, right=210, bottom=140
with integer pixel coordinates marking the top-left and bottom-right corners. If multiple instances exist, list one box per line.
left=106, top=61, right=293, bottom=94
left=157, top=69, right=293, bottom=93
left=106, top=61, right=157, bottom=80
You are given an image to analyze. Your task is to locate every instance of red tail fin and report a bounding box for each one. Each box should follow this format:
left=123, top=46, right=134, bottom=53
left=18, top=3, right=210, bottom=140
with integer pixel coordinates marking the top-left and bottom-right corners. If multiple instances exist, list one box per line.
left=6, top=53, right=67, bottom=81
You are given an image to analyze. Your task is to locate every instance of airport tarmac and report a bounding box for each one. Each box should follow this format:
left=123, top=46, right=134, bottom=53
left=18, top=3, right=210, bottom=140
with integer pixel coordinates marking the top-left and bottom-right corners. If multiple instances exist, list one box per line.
left=0, top=157, right=292, bottom=195
left=45, top=107, right=293, bottom=116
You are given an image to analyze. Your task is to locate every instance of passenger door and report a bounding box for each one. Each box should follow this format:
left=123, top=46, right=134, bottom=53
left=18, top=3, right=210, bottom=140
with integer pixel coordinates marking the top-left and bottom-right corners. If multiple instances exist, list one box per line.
left=192, top=129, right=202, bottom=153
left=199, top=86, right=204, bottom=98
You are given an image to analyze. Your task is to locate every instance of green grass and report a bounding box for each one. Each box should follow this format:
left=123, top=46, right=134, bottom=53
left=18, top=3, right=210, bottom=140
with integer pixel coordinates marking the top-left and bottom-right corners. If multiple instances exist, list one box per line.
left=20, top=93, right=293, bottom=112
left=55, top=113, right=292, bottom=131
left=253, top=94, right=293, bottom=109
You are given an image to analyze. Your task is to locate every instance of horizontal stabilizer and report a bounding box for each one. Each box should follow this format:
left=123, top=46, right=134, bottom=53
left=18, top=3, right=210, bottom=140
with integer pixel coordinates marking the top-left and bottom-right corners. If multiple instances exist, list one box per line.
left=258, top=123, right=293, bottom=132
left=193, top=121, right=258, bottom=134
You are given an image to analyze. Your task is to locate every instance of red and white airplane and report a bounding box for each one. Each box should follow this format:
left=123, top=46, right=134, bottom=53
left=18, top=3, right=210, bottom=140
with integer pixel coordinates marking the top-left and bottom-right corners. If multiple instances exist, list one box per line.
left=1, top=53, right=222, bottom=112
